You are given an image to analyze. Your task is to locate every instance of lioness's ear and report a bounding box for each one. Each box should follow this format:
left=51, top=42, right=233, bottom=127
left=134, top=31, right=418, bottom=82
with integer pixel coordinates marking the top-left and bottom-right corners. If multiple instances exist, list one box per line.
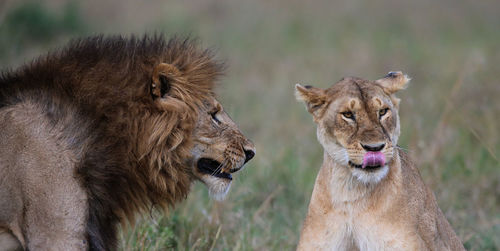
left=151, top=63, right=181, bottom=98
left=295, top=84, right=327, bottom=114
left=375, top=71, right=411, bottom=94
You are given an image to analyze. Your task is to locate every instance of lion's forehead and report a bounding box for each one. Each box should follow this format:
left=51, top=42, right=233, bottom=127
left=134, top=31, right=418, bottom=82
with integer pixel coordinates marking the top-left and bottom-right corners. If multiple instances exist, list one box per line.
left=197, top=108, right=246, bottom=139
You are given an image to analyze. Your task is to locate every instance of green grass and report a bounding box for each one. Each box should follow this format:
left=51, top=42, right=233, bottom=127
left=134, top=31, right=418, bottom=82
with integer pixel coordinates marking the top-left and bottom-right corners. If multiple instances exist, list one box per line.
left=1, top=0, right=499, bottom=250
left=0, top=0, right=86, bottom=65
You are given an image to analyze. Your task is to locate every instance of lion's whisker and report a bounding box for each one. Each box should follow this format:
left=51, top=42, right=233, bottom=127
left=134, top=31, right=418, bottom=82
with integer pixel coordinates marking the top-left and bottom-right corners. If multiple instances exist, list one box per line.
left=211, top=158, right=228, bottom=176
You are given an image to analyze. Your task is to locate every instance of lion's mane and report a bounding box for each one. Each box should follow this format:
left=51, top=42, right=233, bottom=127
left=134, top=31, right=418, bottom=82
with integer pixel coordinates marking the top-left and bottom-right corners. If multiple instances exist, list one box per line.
left=0, top=35, right=224, bottom=250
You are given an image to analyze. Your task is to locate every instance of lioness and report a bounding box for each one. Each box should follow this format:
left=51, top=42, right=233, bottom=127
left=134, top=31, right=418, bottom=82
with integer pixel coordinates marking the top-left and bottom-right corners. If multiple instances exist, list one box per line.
left=0, top=35, right=255, bottom=250
left=295, top=72, right=464, bottom=250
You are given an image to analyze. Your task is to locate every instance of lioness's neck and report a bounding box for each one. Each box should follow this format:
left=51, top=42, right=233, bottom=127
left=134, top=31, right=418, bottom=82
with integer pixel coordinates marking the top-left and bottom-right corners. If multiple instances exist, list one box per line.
left=317, top=151, right=402, bottom=206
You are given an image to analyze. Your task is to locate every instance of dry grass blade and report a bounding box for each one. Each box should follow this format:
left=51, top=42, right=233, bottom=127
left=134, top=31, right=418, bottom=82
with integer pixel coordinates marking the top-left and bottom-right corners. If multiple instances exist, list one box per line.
left=420, top=68, right=465, bottom=177
left=189, top=238, right=202, bottom=251
left=459, top=115, right=499, bottom=163
left=208, top=226, right=222, bottom=251
left=252, top=185, right=284, bottom=222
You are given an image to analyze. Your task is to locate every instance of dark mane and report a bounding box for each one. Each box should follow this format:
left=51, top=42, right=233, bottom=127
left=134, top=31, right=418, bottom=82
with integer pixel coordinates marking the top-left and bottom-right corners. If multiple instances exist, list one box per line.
left=1, top=34, right=223, bottom=109
left=0, top=34, right=224, bottom=250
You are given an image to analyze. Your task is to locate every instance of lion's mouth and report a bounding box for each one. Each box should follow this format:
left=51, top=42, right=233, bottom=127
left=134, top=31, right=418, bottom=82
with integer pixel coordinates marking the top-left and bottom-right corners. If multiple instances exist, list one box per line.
left=348, top=160, right=383, bottom=171
left=197, top=158, right=232, bottom=180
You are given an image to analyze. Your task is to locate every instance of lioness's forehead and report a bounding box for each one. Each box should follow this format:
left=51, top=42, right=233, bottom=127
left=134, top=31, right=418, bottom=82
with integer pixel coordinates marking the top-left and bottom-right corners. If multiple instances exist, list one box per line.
left=327, top=77, right=386, bottom=103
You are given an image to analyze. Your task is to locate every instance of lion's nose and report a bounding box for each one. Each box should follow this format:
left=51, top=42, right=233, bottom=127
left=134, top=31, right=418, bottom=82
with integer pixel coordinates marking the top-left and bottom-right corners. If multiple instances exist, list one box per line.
left=361, top=143, right=385, bottom=152
left=244, top=147, right=256, bottom=163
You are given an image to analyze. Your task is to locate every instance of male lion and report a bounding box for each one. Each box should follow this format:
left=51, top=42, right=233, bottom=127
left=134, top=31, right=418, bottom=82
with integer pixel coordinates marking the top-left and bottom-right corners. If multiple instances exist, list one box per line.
left=0, top=35, right=255, bottom=250
left=295, top=72, right=464, bottom=250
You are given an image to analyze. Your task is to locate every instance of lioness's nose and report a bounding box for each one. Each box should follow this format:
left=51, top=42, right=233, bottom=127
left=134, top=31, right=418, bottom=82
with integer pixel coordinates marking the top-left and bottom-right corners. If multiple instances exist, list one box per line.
left=361, top=143, right=385, bottom=152
left=243, top=146, right=256, bottom=163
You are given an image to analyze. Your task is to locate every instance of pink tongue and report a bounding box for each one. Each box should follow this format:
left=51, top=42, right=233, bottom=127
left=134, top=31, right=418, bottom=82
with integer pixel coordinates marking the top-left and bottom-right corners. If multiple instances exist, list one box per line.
left=362, top=152, right=386, bottom=168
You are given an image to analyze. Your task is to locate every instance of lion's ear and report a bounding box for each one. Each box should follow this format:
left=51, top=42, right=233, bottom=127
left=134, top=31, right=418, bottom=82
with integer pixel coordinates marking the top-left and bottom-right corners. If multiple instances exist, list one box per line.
left=375, top=71, right=411, bottom=94
left=151, top=63, right=181, bottom=98
left=295, top=84, right=327, bottom=114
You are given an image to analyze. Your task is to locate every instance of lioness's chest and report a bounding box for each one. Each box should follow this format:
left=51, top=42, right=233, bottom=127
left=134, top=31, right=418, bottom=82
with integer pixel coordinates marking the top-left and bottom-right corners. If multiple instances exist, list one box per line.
left=316, top=210, right=418, bottom=251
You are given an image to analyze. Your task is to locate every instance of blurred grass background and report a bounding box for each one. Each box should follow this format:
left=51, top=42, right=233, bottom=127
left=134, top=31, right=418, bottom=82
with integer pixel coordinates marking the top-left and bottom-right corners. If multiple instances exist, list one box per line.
left=0, top=0, right=498, bottom=250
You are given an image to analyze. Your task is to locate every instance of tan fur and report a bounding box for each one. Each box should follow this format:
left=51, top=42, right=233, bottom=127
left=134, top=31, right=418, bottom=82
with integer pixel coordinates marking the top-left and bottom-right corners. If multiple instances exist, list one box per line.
left=0, top=228, right=22, bottom=251
left=296, top=72, right=464, bottom=251
left=0, top=103, right=88, bottom=250
left=0, top=35, right=255, bottom=250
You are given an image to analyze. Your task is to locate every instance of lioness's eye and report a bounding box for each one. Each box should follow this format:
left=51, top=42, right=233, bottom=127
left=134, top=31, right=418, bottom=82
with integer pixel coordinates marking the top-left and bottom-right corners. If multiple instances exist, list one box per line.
left=379, top=108, right=389, bottom=118
left=210, top=111, right=221, bottom=124
left=341, top=111, right=355, bottom=120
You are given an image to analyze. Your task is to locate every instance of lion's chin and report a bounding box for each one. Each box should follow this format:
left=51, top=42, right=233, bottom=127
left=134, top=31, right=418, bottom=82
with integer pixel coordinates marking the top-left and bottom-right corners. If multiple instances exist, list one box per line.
left=350, top=164, right=389, bottom=185
left=200, top=175, right=232, bottom=201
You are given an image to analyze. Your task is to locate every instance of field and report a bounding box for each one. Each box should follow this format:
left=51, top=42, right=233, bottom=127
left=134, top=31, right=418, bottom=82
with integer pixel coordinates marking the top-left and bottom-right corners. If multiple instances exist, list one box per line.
left=1, top=0, right=498, bottom=250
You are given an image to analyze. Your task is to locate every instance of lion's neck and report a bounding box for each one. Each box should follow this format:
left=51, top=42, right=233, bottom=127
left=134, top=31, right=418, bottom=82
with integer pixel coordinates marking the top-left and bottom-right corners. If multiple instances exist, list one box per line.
left=315, top=151, right=402, bottom=207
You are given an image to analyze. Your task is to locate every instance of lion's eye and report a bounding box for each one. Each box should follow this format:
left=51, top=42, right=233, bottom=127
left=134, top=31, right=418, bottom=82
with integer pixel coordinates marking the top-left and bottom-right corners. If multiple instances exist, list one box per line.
left=210, top=111, right=221, bottom=124
left=379, top=108, right=389, bottom=118
left=341, top=111, right=355, bottom=121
